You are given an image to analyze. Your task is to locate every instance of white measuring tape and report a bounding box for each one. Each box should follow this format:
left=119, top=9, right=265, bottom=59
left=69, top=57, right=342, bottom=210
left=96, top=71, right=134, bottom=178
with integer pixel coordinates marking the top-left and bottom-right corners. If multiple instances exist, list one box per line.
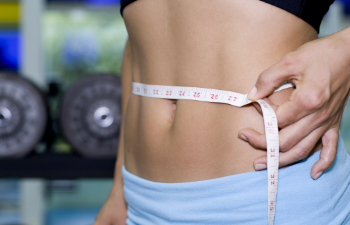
left=132, top=81, right=294, bottom=225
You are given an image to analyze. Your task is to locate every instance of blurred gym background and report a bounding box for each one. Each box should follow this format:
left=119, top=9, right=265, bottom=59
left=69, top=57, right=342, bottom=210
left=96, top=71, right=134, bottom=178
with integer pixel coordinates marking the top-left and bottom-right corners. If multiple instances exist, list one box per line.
left=0, top=0, right=350, bottom=224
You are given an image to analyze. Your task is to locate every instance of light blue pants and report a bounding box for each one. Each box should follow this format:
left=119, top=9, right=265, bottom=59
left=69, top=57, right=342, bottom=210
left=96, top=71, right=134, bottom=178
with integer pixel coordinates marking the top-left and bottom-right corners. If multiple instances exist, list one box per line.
left=123, top=136, right=350, bottom=225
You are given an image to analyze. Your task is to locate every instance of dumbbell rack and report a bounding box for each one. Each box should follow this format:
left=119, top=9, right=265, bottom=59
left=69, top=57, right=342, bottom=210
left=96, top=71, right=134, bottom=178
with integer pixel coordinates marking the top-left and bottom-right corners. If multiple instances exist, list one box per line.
left=0, top=153, right=116, bottom=179
left=0, top=73, right=118, bottom=179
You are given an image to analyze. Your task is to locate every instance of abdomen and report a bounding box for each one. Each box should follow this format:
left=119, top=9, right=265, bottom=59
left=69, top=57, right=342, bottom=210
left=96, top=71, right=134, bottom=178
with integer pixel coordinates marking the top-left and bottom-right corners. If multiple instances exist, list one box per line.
left=123, top=0, right=317, bottom=182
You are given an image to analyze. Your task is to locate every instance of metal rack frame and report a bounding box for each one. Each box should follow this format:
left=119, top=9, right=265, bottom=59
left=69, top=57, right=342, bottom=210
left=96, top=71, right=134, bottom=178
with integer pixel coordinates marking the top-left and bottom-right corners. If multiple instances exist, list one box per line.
left=0, top=152, right=116, bottom=179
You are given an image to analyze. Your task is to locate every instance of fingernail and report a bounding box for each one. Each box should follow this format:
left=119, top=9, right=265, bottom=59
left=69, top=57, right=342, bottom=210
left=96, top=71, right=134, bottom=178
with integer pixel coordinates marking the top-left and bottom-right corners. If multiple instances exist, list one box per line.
left=312, top=172, right=323, bottom=180
left=239, top=134, right=248, bottom=141
left=247, top=87, right=257, bottom=100
left=255, top=164, right=267, bottom=171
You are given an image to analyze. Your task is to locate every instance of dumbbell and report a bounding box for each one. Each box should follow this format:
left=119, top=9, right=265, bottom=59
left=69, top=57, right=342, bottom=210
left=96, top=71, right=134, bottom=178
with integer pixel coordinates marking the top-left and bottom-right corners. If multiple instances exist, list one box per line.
left=0, top=72, right=49, bottom=158
left=60, top=74, right=122, bottom=158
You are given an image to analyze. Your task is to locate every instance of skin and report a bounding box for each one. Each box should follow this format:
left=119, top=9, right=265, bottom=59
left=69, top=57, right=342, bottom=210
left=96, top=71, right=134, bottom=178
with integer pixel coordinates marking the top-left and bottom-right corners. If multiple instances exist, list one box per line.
left=240, top=27, right=350, bottom=179
left=94, top=0, right=350, bottom=224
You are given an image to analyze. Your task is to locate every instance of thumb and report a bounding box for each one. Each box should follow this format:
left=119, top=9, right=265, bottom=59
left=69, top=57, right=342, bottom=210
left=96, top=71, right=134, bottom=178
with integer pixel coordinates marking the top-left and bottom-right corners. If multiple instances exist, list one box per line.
left=247, top=58, right=298, bottom=100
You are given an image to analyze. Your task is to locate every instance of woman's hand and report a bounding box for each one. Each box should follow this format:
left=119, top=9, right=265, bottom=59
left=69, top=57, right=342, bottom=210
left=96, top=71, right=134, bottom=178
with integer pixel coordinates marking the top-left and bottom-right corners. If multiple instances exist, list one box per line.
left=94, top=186, right=127, bottom=225
left=238, top=27, right=350, bottom=179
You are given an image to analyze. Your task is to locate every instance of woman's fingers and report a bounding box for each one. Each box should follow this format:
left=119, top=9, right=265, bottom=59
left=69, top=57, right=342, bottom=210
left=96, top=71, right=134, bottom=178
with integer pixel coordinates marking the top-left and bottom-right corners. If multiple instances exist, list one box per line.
left=251, top=87, right=318, bottom=129
left=240, top=109, right=324, bottom=152
left=244, top=33, right=350, bottom=180
left=248, top=50, right=332, bottom=130
left=238, top=128, right=266, bottom=149
left=252, top=98, right=278, bottom=115
left=253, top=125, right=326, bottom=171
left=277, top=112, right=322, bottom=152
left=247, top=53, right=301, bottom=101
left=310, top=127, right=338, bottom=179
left=275, top=85, right=329, bottom=128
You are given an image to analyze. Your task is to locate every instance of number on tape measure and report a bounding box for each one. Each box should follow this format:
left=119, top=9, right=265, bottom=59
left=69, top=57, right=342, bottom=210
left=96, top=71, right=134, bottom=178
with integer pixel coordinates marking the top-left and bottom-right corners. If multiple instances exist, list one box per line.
left=132, top=82, right=294, bottom=225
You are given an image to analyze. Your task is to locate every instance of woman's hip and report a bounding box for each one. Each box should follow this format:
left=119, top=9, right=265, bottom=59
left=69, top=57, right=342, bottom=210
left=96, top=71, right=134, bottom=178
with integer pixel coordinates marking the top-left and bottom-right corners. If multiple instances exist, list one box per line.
left=123, top=135, right=350, bottom=225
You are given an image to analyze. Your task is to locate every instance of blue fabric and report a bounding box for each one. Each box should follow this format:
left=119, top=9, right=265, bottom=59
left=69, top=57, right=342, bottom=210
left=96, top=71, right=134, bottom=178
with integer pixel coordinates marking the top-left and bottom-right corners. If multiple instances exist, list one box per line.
left=123, top=136, right=350, bottom=225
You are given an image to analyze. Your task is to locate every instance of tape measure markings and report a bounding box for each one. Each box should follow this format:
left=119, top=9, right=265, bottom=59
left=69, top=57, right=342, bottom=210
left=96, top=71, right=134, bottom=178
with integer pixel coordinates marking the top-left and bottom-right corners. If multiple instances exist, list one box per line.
left=132, top=82, right=293, bottom=225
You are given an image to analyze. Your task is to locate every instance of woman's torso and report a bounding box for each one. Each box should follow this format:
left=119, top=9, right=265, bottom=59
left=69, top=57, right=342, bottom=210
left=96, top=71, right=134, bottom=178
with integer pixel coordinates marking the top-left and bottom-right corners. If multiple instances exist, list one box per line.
left=123, top=0, right=320, bottom=182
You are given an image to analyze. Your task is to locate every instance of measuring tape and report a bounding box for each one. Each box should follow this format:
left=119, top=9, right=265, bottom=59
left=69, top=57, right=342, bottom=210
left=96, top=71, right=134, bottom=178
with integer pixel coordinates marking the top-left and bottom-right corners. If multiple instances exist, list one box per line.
left=132, top=82, right=293, bottom=225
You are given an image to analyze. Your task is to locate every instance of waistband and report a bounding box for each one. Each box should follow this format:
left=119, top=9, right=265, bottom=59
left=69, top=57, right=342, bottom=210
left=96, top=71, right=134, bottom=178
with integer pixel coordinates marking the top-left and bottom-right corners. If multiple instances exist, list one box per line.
left=123, top=135, right=350, bottom=225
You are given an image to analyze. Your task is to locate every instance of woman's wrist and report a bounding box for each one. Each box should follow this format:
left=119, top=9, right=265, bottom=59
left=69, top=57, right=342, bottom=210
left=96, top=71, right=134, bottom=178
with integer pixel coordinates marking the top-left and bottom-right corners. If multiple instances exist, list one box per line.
left=333, top=27, right=350, bottom=88
left=108, top=157, right=125, bottom=199
left=108, top=181, right=125, bottom=199
left=333, top=27, right=350, bottom=58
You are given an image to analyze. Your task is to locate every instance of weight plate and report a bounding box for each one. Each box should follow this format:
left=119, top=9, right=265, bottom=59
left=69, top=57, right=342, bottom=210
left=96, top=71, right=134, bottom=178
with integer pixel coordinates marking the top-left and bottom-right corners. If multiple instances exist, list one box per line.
left=0, top=73, right=48, bottom=158
left=60, top=74, right=122, bottom=158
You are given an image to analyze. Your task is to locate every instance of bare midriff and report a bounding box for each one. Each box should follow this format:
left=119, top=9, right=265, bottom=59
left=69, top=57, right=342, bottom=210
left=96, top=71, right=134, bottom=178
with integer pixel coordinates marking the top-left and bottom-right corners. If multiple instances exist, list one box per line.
left=123, top=0, right=319, bottom=183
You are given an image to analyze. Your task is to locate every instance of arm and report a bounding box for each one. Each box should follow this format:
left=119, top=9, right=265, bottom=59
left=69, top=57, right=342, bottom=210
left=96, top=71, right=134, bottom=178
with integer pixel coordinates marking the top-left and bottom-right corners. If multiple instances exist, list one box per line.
left=94, top=38, right=133, bottom=225
left=239, top=26, right=350, bottom=179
